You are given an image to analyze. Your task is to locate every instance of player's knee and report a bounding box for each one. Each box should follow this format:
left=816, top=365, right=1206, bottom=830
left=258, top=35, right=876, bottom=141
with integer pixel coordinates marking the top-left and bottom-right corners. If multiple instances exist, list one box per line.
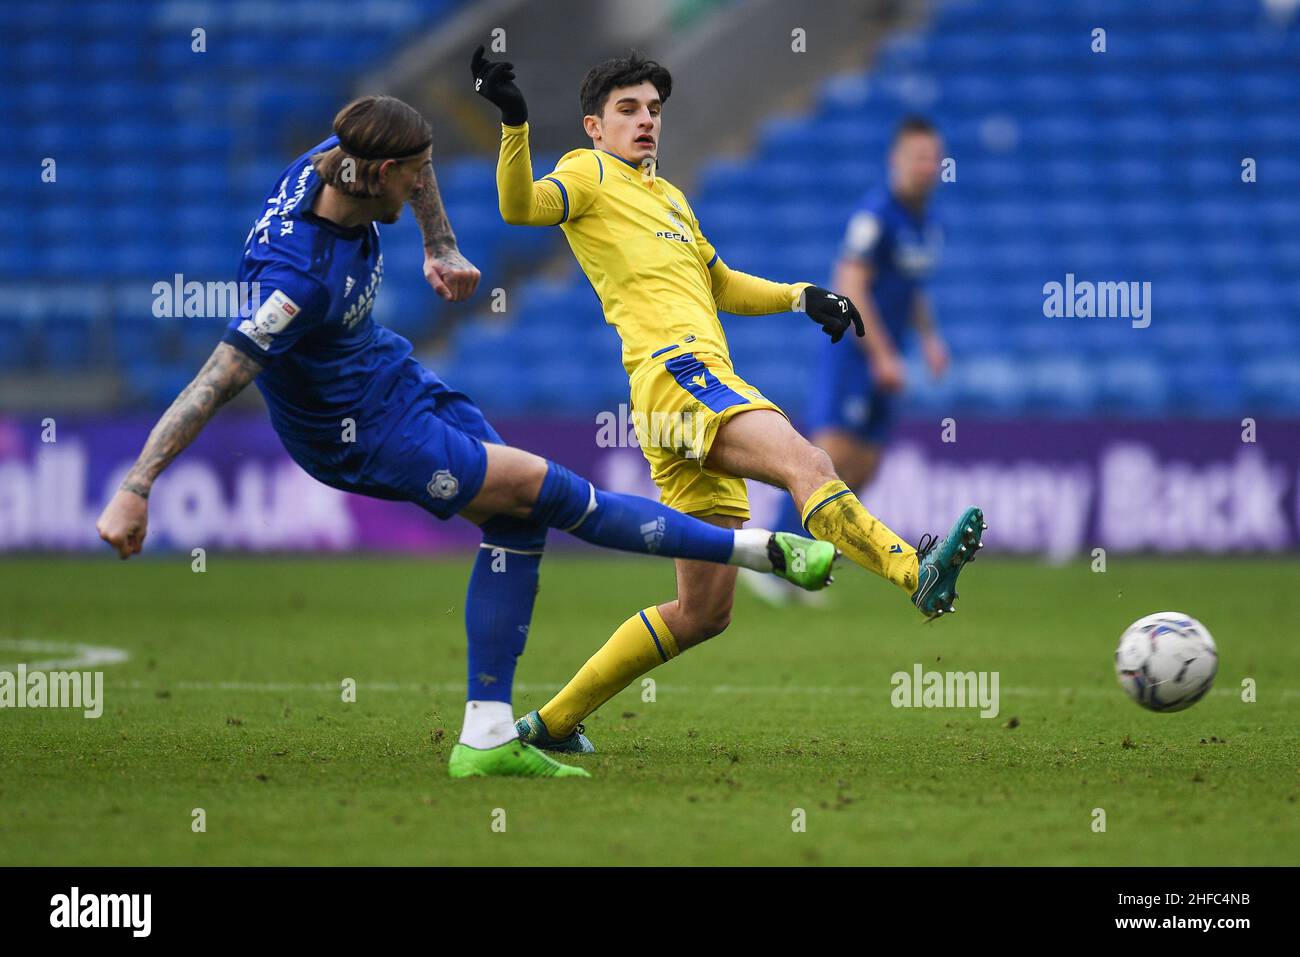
left=477, top=445, right=552, bottom=518
left=502, top=460, right=549, bottom=516
left=512, top=455, right=551, bottom=514
left=801, top=442, right=837, bottom=485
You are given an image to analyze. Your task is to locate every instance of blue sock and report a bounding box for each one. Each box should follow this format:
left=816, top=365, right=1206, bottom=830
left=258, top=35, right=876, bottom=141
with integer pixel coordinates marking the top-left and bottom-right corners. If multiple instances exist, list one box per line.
left=464, top=515, right=547, bottom=704
left=776, top=493, right=805, bottom=535
left=528, top=461, right=733, bottom=564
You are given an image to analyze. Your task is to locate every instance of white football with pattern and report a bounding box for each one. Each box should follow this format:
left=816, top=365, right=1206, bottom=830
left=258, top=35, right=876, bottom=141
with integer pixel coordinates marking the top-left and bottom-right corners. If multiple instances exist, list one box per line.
left=1115, top=612, right=1218, bottom=712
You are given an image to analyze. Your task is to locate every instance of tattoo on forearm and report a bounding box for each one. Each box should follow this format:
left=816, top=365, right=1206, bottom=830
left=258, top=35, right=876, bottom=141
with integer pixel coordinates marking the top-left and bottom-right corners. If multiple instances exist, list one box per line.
left=411, top=161, right=457, bottom=252
left=123, top=343, right=262, bottom=491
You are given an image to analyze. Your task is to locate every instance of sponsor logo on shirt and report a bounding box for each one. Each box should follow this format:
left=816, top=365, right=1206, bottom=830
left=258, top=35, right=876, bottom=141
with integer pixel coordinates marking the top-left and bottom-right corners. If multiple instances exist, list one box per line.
left=251, top=163, right=313, bottom=247
left=342, top=254, right=383, bottom=329
left=656, top=209, right=692, bottom=243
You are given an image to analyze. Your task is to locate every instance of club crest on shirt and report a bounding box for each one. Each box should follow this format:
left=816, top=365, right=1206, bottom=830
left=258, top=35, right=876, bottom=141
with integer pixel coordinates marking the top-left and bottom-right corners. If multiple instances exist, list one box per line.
left=427, top=469, right=459, bottom=500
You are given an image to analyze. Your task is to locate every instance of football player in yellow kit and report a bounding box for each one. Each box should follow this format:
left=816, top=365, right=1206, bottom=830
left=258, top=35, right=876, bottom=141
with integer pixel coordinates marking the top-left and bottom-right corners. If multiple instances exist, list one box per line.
left=471, top=47, right=985, bottom=753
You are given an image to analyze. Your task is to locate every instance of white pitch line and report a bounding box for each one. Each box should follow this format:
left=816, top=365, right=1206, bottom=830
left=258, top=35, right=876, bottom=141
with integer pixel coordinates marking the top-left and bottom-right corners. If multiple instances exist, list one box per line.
left=115, top=680, right=1298, bottom=700
left=0, top=639, right=129, bottom=671
left=7, top=642, right=1292, bottom=701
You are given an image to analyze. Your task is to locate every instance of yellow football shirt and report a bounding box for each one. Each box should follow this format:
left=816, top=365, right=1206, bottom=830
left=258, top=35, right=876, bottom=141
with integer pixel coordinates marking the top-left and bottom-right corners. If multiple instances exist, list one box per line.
left=497, top=122, right=810, bottom=376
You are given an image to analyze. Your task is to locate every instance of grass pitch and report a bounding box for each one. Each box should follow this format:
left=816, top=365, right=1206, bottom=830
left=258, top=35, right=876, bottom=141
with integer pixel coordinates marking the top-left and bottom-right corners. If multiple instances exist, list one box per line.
left=1, top=552, right=1296, bottom=866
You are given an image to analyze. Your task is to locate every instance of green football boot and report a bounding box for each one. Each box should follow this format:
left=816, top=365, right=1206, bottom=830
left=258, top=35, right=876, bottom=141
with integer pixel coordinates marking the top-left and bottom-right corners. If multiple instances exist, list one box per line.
left=448, top=739, right=591, bottom=778
left=768, top=532, right=838, bottom=590
left=911, top=506, right=986, bottom=621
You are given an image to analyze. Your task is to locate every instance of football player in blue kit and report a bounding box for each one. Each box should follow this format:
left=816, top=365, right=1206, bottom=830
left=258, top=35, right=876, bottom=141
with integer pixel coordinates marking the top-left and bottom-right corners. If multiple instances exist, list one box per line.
left=751, top=117, right=950, bottom=606
left=94, top=95, right=836, bottom=779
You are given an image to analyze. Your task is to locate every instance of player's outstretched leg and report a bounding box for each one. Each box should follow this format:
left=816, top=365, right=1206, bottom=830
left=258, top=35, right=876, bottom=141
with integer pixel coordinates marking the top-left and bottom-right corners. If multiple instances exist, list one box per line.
left=910, top=506, right=986, bottom=620
left=529, top=459, right=837, bottom=588
left=798, top=481, right=986, bottom=618
left=468, top=450, right=837, bottom=589
left=708, top=410, right=984, bottom=619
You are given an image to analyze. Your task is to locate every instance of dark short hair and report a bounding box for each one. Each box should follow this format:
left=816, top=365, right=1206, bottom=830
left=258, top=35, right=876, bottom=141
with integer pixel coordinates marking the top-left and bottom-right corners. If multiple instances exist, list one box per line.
left=580, top=51, right=672, bottom=118
left=894, top=115, right=939, bottom=143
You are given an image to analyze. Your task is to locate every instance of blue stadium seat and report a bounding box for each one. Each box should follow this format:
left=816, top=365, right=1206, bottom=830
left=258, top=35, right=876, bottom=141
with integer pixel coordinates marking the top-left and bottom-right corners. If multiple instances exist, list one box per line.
left=113, top=316, right=175, bottom=373
left=0, top=321, right=30, bottom=369
left=1242, top=358, right=1300, bottom=412
left=39, top=314, right=102, bottom=370
left=1170, top=359, right=1245, bottom=416
left=176, top=318, right=230, bottom=365
left=951, top=354, right=1028, bottom=415
left=1096, top=356, right=1173, bottom=415
left=1025, top=355, right=1100, bottom=415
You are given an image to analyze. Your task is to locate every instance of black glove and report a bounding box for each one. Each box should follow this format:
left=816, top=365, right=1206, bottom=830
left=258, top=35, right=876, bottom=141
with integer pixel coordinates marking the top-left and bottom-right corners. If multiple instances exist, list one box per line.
left=801, top=286, right=864, bottom=344
left=471, top=45, right=528, bottom=126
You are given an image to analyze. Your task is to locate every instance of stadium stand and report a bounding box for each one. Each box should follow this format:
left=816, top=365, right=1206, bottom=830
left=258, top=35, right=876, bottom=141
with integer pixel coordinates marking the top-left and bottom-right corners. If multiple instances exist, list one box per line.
left=9, top=0, right=1298, bottom=418
left=6, top=0, right=535, bottom=404
left=444, top=0, right=1300, bottom=418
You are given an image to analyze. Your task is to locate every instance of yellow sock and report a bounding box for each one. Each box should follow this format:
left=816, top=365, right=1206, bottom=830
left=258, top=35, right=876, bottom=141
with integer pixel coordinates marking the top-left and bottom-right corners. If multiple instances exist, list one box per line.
left=801, top=479, right=918, bottom=594
left=538, top=606, right=679, bottom=738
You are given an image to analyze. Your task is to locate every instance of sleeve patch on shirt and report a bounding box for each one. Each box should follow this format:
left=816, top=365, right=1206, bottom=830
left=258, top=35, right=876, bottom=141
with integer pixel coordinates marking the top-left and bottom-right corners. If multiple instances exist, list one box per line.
left=237, top=289, right=301, bottom=351
left=843, top=211, right=882, bottom=257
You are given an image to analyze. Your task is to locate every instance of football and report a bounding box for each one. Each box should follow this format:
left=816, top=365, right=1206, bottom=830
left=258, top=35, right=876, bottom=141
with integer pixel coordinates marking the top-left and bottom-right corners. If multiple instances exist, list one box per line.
left=1115, top=612, right=1218, bottom=712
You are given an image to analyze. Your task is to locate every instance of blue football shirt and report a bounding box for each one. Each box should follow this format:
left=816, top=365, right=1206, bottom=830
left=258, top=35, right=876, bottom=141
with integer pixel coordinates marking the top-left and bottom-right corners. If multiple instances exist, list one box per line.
left=221, top=136, right=456, bottom=485
left=838, top=185, right=943, bottom=343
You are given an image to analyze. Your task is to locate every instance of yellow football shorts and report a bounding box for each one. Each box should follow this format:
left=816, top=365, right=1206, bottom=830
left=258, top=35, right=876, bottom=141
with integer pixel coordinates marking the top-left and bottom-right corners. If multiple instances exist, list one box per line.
left=627, top=348, right=786, bottom=519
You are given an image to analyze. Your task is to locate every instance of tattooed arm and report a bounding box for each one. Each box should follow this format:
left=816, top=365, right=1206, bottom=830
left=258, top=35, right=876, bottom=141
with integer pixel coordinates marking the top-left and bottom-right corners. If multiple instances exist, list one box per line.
left=410, top=159, right=481, bottom=302
left=96, top=342, right=262, bottom=558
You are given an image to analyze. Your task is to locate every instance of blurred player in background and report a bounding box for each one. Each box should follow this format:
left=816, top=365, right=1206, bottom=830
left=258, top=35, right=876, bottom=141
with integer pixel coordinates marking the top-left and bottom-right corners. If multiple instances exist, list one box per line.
left=473, top=48, right=983, bottom=754
left=749, top=116, right=949, bottom=607
left=94, top=94, right=837, bottom=780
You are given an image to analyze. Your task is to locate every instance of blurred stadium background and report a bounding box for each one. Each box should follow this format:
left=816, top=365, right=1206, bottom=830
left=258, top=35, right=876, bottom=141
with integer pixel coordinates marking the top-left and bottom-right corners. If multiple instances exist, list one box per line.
left=3, top=0, right=1298, bottom=557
